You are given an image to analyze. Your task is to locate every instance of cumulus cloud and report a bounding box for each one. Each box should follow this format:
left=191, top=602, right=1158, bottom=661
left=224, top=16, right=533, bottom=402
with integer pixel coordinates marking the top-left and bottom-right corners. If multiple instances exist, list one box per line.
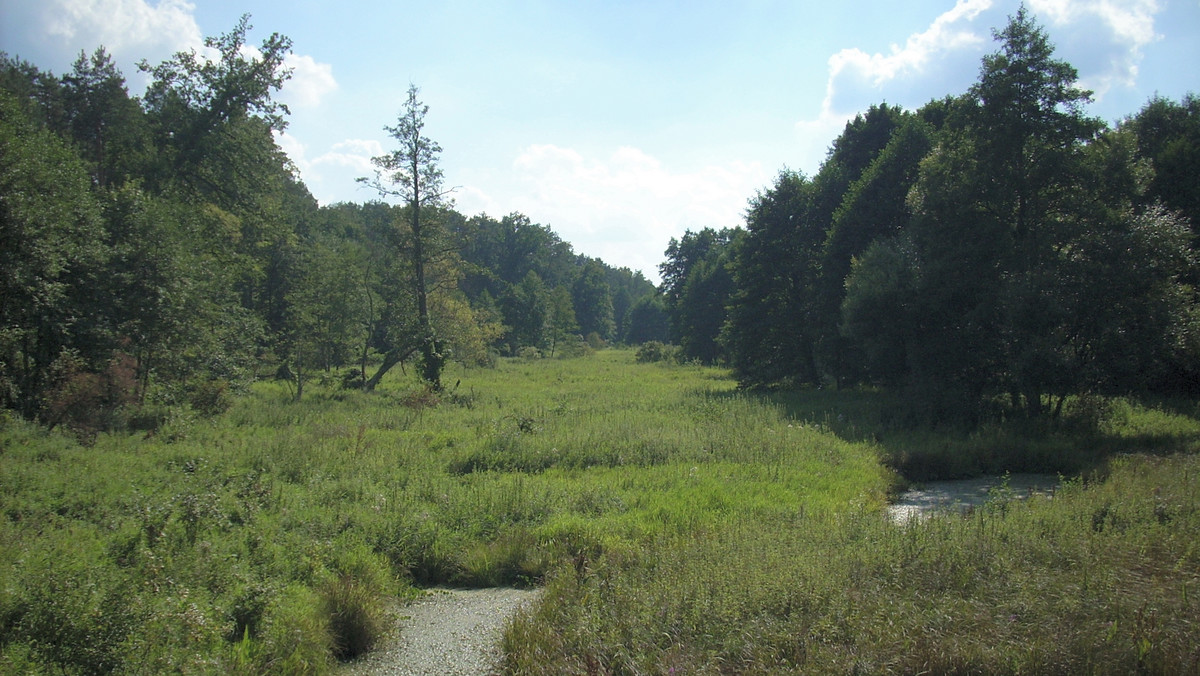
left=793, top=0, right=1164, bottom=170
left=40, top=0, right=203, bottom=64
left=24, top=0, right=336, bottom=107
left=794, top=0, right=994, bottom=171
left=466, top=144, right=768, bottom=279
left=312, top=139, right=384, bottom=173
left=280, top=53, right=338, bottom=108
left=821, top=0, right=992, bottom=116
left=274, top=136, right=387, bottom=205
left=1028, top=0, right=1162, bottom=97
left=241, top=44, right=338, bottom=109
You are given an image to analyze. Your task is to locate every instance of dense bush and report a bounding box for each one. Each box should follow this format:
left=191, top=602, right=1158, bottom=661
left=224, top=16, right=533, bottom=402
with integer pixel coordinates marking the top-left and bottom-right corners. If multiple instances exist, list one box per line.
left=634, top=340, right=678, bottom=363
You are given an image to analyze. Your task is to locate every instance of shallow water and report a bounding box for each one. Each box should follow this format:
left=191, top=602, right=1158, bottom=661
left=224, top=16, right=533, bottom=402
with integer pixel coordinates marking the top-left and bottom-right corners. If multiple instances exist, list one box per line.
left=888, top=474, right=1060, bottom=524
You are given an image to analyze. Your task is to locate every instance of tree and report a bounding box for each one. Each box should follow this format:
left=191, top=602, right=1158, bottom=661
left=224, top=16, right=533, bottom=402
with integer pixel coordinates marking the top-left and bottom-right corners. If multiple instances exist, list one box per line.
left=659, top=227, right=741, bottom=364
left=61, top=49, right=150, bottom=188
left=723, top=170, right=820, bottom=387
left=1127, top=95, right=1200, bottom=259
left=625, top=294, right=671, bottom=345
left=545, top=285, right=580, bottom=356
left=572, top=258, right=615, bottom=342
left=898, top=7, right=1191, bottom=418
left=839, top=234, right=920, bottom=387
left=0, top=92, right=107, bottom=417
left=504, top=271, right=550, bottom=352
left=359, top=84, right=455, bottom=389
left=816, top=113, right=934, bottom=384
left=140, top=14, right=292, bottom=194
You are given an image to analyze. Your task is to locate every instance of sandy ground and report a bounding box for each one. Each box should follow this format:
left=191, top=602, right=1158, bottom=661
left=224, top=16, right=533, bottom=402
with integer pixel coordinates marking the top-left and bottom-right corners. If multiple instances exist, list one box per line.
left=339, top=587, right=542, bottom=676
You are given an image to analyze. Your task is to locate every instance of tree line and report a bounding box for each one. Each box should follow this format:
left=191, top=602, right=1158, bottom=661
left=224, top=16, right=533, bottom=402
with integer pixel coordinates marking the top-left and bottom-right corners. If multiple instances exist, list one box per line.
left=661, top=8, right=1200, bottom=421
left=0, top=16, right=664, bottom=434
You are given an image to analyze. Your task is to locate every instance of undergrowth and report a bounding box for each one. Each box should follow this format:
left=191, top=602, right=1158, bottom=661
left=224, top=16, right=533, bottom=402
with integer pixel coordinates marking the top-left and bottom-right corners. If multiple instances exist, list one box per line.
left=503, top=453, right=1200, bottom=674
left=3, top=350, right=1198, bottom=673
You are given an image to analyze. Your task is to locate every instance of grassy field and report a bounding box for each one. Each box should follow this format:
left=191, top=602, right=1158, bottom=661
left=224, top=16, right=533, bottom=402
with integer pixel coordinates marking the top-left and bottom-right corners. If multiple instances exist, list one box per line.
left=2, top=349, right=1199, bottom=673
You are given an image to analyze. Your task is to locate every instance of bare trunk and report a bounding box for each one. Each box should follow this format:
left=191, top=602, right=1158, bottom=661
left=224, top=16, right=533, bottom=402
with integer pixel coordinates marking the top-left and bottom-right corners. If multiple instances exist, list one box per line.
left=364, top=349, right=403, bottom=392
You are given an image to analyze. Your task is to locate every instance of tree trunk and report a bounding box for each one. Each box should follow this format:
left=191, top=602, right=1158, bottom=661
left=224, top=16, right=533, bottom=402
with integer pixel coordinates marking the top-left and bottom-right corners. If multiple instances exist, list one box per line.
left=1024, top=387, right=1043, bottom=418
left=364, top=349, right=403, bottom=392
left=410, top=191, right=442, bottom=390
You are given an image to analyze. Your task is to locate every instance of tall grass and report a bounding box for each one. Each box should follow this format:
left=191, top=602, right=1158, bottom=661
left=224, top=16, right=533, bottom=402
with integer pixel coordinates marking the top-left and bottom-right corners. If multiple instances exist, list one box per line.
left=0, top=351, right=890, bottom=673
left=4, top=351, right=1198, bottom=673
left=504, top=453, right=1200, bottom=674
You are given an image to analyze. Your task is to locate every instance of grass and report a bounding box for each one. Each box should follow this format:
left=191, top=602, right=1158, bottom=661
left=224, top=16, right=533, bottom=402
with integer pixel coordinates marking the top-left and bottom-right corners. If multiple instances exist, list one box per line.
left=0, top=350, right=888, bottom=673
left=504, top=453, right=1200, bottom=674
left=2, top=349, right=1199, bottom=673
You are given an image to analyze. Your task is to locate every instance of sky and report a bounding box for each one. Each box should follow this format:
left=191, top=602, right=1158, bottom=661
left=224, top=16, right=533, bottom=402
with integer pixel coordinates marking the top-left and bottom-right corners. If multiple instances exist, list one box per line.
left=2, top=0, right=1197, bottom=283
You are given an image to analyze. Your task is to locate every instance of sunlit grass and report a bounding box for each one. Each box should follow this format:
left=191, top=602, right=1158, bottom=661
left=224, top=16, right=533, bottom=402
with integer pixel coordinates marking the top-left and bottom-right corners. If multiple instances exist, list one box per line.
left=4, top=350, right=1199, bottom=673
left=0, top=350, right=890, bottom=673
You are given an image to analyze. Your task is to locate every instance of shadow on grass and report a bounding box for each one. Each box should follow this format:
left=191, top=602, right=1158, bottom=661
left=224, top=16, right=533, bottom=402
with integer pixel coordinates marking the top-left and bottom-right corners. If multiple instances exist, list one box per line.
left=703, top=385, right=1200, bottom=482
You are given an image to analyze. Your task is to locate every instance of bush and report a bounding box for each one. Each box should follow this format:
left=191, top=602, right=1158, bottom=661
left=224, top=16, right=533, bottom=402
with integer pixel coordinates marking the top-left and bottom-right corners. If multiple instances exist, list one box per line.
left=635, top=341, right=678, bottom=363
left=320, top=544, right=396, bottom=660
left=257, top=584, right=334, bottom=674
left=41, top=350, right=138, bottom=442
left=516, top=346, right=542, bottom=361
left=189, top=379, right=232, bottom=417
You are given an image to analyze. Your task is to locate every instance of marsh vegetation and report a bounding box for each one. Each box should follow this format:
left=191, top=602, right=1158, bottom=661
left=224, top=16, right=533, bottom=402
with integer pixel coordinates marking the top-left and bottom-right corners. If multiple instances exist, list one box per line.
left=2, top=350, right=1199, bottom=673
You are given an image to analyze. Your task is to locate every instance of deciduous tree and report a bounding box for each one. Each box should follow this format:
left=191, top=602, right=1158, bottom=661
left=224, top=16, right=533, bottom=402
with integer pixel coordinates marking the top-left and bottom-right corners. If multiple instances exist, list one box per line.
left=359, top=84, right=455, bottom=389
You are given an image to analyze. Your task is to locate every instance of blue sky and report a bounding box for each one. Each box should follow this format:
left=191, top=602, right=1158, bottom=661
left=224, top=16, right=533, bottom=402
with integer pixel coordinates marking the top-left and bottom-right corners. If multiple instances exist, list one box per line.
left=2, top=0, right=1197, bottom=281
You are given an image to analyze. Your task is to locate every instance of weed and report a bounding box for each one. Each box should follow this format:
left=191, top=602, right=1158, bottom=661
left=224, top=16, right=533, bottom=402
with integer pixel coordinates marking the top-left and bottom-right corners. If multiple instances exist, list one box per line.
left=3, top=350, right=1199, bottom=672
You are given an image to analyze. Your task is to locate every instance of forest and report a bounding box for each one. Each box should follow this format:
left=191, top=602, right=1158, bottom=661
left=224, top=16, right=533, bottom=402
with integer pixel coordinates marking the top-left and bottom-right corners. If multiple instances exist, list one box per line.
left=3, top=9, right=1199, bottom=432
left=661, top=8, right=1200, bottom=423
left=1, top=16, right=665, bottom=436
left=3, top=8, right=1200, bottom=675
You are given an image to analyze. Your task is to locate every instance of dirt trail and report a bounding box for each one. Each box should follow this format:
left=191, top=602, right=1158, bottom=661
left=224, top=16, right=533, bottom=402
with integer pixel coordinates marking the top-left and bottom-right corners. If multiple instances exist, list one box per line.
left=339, top=587, right=541, bottom=676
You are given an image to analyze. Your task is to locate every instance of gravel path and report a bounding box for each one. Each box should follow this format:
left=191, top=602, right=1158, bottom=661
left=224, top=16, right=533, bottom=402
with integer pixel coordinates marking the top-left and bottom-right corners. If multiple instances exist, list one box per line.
left=339, top=587, right=542, bottom=676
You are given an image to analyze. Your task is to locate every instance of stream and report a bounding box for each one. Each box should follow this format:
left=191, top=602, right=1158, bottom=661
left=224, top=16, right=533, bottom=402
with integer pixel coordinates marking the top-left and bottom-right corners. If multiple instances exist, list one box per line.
left=887, top=473, right=1060, bottom=524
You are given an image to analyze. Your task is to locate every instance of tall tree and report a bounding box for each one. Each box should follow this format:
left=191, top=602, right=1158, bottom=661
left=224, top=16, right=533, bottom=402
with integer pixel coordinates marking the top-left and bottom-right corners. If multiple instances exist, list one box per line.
left=660, top=227, right=740, bottom=363
left=0, top=92, right=107, bottom=417
left=61, top=49, right=150, bottom=188
left=896, top=6, right=1192, bottom=418
left=816, top=113, right=934, bottom=384
left=723, top=170, right=819, bottom=386
left=359, top=84, right=455, bottom=388
left=140, top=14, right=292, bottom=196
left=572, top=258, right=615, bottom=342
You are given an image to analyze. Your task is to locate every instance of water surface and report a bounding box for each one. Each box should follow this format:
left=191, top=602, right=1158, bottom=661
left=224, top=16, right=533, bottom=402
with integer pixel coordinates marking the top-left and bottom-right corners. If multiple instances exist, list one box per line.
left=888, top=474, right=1060, bottom=524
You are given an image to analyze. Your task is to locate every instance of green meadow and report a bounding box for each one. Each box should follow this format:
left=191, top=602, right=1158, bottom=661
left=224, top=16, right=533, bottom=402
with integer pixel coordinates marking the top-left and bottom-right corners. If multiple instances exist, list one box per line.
left=3, top=350, right=1199, bottom=673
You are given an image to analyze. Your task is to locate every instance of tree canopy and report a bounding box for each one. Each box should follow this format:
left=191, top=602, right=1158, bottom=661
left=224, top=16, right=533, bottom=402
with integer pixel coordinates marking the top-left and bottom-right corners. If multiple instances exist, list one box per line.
left=3, top=7, right=1197, bottom=432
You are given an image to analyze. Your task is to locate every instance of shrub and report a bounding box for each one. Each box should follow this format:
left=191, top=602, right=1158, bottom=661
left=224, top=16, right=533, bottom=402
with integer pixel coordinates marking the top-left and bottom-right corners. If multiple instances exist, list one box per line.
left=319, top=544, right=396, bottom=660
left=516, top=346, right=542, bottom=361
left=189, top=379, right=232, bottom=417
left=635, top=341, right=678, bottom=363
left=41, top=350, right=138, bottom=442
left=256, top=584, right=333, bottom=674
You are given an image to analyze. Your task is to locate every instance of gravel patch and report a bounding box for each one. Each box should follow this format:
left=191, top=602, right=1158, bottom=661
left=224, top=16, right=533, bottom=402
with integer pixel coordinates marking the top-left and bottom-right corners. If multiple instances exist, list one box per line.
left=339, top=587, right=542, bottom=676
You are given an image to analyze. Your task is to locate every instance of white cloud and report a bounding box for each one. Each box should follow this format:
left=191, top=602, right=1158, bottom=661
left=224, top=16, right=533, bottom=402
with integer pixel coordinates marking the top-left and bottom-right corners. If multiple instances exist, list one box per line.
left=276, top=137, right=386, bottom=205
left=312, top=139, right=384, bottom=173
left=1028, top=0, right=1162, bottom=97
left=821, top=0, right=992, bottom=116
left=794, top=0, right=994, bottom=172
left=42, top=0, right=202, bottom=62
left=280, top=53, right=338, bottom=108
left=30, top=0, right=336, bottom=108
left=827, top=0, right=991, bottom=95
left=475, top=144, right=768, bottom=279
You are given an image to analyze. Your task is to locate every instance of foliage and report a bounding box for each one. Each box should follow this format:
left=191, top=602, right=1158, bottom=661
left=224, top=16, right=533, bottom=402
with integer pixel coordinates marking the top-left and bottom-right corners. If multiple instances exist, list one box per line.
left=0, top=90, right=107, bottom=418
left=690, top=9, right=1200, bottom=424
left=631, top=340, right=674, bottom=363
left=359, top=84, right=454, bottom=389
left=659, top=227, right=741, bottom=363
left=505, top=452, right=1200, bottom=674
